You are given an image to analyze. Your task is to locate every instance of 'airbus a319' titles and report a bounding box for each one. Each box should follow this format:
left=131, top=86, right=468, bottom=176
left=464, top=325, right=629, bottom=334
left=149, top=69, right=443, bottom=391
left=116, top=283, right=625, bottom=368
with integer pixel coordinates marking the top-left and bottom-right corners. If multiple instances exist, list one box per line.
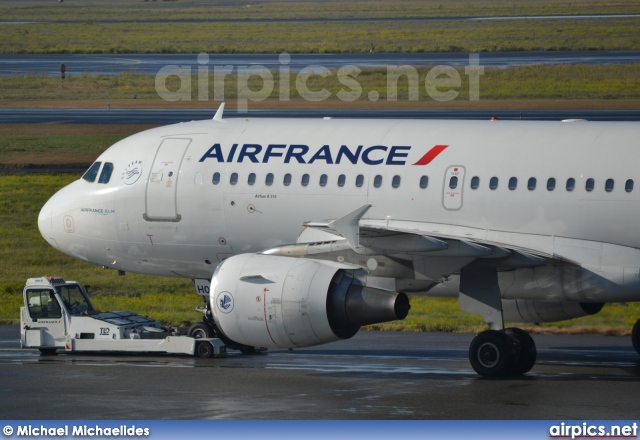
left=38, top=103, right=640, bottom=377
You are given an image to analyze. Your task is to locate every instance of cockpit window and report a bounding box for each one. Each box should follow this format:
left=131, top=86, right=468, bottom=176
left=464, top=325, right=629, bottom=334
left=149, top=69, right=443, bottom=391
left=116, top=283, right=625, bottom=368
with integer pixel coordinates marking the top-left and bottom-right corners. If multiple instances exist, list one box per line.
left=98, top=162, right=114, bottom=184
left=82, top=162, right=102, bottom=183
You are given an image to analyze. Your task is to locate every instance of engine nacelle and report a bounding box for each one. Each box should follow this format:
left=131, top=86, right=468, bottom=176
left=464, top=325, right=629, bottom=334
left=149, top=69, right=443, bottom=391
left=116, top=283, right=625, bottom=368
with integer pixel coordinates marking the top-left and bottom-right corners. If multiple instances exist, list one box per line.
left=502, top=299, right=604, bottom=324
left=210, top=254, right=410, bottom=349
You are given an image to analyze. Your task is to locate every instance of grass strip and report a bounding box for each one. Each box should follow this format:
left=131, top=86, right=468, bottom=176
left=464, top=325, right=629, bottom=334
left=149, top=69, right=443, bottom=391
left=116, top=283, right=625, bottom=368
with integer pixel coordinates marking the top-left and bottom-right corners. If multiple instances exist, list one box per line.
left=1, top=64, right=639, bottom=104
left=3, top=0, right=640, bottom=22
left=1, top=18, right=639, bottom=54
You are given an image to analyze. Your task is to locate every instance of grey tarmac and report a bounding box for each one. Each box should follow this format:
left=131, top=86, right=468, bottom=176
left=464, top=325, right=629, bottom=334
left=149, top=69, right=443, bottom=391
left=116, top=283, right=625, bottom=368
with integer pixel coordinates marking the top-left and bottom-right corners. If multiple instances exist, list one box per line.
left=1, top=326, right=638, bottom=420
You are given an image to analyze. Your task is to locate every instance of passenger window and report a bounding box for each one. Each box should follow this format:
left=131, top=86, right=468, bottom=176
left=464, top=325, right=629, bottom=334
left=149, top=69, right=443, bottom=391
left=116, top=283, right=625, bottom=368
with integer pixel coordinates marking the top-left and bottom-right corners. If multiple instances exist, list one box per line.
left=374, top=175, right=382, bottom=188
left=212, top=172, right=221, bottom=185
left=265, top=173, right=274, bottom=186
left=470, top=176, right=479, bottom=189
left=547, top=178, right=556, bottom=191
left=625, top=179, right=634, bottom=193
left=419, top=175, right=429, bottom=189
left=338, top=174, right=346, bottom=187
left=449, top=176, right=458, bottom=189
left=356, top=175, right=364, bottom=188
left=283, top=173, right=292, bottom=186
left=566, top=178, right=575, bottom=191
left=98, top=162, right=113, bottom=184
left=82, top=162, right=102, bottom=183
left=605, top=179, right=614, bottom=192
left=489, top=177, right=498, bottom=190
left=301, top=174, right=310, bottom=187
left=392, top=175, right=401, bottom=188
left=527, top=177, right=536, bottom=191
left=319, top=174, right=328, bottom=187
left=248, top=173, right=256, bottom=186
left=508, top=177, right=517, bottom=190
left=230, top=172, right=238, bottom=185
left=585, top=178, right=594, bottom=192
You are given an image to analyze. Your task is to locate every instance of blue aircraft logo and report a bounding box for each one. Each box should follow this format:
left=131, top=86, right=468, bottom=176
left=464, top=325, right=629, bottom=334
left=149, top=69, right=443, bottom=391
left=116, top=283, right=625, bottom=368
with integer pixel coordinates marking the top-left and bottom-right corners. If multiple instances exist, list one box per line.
left=216, top=291, right=234, bottom=314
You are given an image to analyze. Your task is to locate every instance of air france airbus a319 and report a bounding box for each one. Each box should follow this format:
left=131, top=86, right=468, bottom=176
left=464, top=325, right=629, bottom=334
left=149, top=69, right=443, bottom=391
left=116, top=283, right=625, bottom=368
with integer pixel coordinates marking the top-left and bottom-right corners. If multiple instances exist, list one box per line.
left=38, top=103, right=640, bottom=377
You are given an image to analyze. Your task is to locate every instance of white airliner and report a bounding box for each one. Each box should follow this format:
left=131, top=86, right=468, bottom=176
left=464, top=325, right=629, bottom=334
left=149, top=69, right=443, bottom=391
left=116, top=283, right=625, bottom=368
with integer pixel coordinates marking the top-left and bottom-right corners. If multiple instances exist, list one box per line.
left=38, top=104, right=640, bottom=377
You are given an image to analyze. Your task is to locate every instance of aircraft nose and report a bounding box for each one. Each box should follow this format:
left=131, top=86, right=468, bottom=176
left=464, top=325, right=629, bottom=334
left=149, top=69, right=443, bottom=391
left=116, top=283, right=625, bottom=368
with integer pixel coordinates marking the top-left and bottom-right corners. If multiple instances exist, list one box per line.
left=38, top=194, right=57, bottom=248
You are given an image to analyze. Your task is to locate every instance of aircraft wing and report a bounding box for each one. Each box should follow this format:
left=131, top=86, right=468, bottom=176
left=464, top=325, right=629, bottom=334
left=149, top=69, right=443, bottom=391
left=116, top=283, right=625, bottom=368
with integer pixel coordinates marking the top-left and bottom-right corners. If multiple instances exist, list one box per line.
left=301, top=204, right=553, bottom=283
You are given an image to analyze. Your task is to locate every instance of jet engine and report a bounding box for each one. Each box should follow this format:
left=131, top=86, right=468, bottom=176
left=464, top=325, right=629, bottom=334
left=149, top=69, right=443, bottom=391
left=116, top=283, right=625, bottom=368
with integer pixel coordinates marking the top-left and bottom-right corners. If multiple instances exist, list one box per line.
left=502, top=299, right=604, bottom=324
left=210, top=253, right=410, bottom=349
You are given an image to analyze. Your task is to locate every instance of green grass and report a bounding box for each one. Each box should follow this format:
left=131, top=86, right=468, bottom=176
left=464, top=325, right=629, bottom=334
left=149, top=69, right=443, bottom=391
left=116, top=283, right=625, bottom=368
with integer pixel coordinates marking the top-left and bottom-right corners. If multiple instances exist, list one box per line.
left=2, top=64, right=639, bottom=103
left=2, top=18, right=638, bottom=54
left=1, top=1, right=639, bottom=54
left=2, top=0, right=640, bottom=22
left=0, top=125, right=156, bottom=166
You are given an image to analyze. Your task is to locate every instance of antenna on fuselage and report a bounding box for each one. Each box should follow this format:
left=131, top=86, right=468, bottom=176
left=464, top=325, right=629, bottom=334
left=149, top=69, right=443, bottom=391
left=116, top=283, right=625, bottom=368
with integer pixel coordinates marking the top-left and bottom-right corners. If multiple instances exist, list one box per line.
left=213, top=102, right=225, bottom=121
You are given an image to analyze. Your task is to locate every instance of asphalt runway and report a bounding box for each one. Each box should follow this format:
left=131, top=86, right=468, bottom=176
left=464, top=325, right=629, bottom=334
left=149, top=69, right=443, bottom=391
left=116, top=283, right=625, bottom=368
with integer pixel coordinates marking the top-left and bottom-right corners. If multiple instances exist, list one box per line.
left=1, top=325, right=638, bottom=420
left=2, top=108, right=640, bottom=124
left=1, top=51, right=640, bottom=77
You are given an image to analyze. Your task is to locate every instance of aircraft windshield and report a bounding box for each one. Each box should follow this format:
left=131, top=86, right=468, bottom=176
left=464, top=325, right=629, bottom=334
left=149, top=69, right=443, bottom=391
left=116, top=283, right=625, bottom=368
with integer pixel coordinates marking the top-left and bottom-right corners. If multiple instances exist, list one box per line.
left=55, top=283, right=93, bottom=315
left=82, top=162, right=102, bottom=183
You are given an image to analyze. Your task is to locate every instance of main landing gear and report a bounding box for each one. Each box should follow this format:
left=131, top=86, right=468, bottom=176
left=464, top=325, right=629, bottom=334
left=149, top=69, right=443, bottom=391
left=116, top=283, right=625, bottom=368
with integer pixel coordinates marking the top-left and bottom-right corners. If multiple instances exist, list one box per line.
left=469, top=328, right=537, bottom=378
left=459, top=265, right=537, bottom=378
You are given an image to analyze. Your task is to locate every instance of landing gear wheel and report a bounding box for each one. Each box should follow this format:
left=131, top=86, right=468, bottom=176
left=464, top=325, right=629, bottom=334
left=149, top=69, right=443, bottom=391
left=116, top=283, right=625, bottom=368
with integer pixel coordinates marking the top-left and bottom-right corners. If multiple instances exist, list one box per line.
left=505, top=327, right=537, bottom=375
left=196, top=341, right=213, bottom=358
left=469, top=330, right=515, bottom=378
left=188, top=322, right=213, bottom=339
left=632, top=319, right=640, bottom=356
